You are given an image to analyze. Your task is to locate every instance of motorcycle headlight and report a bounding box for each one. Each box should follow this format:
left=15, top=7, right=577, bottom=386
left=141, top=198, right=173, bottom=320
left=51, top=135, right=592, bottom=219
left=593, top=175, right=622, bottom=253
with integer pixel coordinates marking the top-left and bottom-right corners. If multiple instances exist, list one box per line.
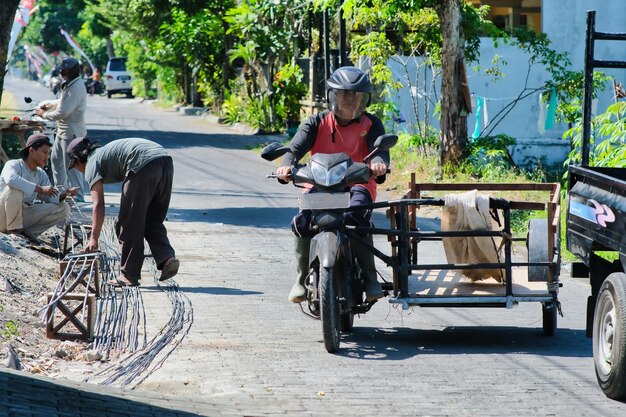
left=311, top=160, right=348, bottom=186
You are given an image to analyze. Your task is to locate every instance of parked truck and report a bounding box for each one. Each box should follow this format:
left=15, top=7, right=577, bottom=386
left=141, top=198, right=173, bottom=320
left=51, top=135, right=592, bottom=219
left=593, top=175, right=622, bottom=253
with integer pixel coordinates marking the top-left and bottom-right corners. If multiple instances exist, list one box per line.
left=566, top=11, right=626, bottom=400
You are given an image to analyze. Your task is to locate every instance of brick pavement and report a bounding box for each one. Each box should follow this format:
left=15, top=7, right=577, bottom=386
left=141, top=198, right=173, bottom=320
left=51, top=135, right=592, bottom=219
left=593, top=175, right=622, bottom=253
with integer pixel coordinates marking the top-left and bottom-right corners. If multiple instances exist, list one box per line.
left=1, top=367, right=219, bottom=416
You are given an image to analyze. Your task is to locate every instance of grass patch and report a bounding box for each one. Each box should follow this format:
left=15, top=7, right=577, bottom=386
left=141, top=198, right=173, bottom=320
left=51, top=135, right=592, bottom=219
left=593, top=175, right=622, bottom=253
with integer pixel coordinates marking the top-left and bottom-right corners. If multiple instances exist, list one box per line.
left=0, top=91, right=18, bottom=118
left=1, top=320, right=19, bottom=339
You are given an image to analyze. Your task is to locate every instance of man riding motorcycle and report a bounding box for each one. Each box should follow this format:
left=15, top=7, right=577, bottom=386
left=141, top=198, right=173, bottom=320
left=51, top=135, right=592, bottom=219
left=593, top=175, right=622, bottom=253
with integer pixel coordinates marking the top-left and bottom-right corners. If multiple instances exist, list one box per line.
left=276, top=66, right=390, bottom=303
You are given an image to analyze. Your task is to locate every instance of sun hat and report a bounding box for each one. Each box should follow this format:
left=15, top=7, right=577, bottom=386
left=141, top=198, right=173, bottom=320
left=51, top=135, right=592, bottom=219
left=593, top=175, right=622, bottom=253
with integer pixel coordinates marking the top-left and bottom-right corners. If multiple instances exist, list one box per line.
left=18, top=133, right=52, bottom=158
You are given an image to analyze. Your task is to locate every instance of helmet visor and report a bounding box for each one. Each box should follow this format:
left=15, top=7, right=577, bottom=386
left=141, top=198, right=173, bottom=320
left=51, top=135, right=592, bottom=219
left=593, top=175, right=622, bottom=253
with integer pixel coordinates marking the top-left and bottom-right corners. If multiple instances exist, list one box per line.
left=328, top=89, right=369, bottom=121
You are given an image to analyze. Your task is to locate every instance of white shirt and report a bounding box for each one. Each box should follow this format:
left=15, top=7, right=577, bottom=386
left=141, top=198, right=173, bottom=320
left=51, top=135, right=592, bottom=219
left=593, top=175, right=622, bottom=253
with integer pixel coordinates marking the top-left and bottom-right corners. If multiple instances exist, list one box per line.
left=0, top=159, right=53, bottom=204
left=42, top=76, right=87, bottom=141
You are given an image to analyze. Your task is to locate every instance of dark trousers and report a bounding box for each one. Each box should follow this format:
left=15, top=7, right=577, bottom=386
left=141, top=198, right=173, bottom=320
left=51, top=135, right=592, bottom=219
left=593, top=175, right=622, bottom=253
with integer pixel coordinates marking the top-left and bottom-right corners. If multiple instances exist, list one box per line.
left=116, top=156, right=175, bottom=279
left=292, top=186, right=373, bottom=238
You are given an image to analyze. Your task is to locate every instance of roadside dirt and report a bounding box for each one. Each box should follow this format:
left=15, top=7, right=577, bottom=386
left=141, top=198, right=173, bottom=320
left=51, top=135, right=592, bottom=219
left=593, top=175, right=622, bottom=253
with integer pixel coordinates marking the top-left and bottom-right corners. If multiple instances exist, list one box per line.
left=0, top=228, right=96, bottom=377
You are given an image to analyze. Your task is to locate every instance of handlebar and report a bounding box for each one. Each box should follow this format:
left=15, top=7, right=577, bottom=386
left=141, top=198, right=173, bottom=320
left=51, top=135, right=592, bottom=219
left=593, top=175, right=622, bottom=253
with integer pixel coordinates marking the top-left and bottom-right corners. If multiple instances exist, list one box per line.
left=267, top=167, right=391, bottom=184
left=374, top=168, right=391, bottom=185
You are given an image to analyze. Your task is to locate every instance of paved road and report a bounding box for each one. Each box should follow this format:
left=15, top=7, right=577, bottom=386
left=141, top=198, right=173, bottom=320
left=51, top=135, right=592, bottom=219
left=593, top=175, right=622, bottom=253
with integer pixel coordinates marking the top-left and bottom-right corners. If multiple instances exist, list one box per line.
left=4, top=76, right=626, bottom=416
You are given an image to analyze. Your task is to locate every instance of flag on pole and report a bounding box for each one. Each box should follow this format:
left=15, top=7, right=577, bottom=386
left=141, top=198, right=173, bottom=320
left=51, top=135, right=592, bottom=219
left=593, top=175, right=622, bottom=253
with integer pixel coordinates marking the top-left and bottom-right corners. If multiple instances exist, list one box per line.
left=7, top=0, right=37, bottom=62
left=59, top=28, right=95, bottom=74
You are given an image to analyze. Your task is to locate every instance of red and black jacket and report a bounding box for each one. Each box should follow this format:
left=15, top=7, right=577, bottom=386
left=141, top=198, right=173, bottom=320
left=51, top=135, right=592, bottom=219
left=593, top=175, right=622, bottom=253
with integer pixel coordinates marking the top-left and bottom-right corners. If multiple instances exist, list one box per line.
left=280, top=111, right=389, bottom=201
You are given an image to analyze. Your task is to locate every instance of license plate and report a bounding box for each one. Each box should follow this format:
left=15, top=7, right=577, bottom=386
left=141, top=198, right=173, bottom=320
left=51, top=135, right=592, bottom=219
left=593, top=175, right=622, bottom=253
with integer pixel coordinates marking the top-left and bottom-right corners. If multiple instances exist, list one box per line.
left=118, top=75, right=131, bottom=81
left=299, top=192, right=350, bottom=210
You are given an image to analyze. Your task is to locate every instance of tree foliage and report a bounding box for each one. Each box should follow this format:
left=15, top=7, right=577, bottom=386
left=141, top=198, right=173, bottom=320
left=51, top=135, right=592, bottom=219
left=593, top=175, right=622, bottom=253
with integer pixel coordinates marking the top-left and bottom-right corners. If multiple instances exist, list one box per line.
left=314, top=0, right=496, bottom=167
left=22, top=0, right=86, bottom=54
left=223, top=0, right=309, bottom=130
left=564, top=101, right=626, bottom=168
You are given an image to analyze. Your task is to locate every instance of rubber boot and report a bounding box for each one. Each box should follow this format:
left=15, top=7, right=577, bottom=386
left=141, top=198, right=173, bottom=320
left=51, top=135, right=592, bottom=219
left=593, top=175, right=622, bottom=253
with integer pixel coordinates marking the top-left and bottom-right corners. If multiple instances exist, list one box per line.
left=288, top=237, right=311, bottom=303
left=352, top=235, right=383, bottom=302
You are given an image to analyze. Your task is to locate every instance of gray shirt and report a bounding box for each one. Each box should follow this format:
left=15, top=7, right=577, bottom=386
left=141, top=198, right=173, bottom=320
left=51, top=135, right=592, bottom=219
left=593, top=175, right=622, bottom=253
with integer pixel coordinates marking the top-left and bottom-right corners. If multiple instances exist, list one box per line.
left=84, top=138, right=169, bottom=188
left=0, top=159, right=54, bottom=204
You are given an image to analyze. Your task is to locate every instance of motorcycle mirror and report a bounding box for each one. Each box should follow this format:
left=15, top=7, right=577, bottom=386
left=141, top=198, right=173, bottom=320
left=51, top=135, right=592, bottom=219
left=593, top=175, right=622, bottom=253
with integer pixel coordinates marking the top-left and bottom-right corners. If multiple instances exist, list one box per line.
left=261, top=142, right=290, bottom=161
left=373, top=133, right=399, bottom=151
left=363, top=134, right=399, bottom=163
left=24, top=96, right=32, bottom=104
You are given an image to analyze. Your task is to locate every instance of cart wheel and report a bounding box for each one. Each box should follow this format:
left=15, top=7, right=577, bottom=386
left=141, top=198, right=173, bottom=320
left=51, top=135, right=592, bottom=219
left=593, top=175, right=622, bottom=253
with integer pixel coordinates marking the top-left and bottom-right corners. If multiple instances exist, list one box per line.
left=593, top=272, right=626, bottom=400
left=320, top=266, right=341, bottom=353
left=528, top=219, right=549, bottom=282
left=542, top=301, right=557, bottom=336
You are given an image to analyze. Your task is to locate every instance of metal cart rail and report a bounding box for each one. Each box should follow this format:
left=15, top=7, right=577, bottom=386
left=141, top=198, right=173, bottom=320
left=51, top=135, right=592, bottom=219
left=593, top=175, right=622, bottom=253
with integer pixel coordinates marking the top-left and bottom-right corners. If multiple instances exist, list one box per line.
left=344, top=177, right=561, bottom=334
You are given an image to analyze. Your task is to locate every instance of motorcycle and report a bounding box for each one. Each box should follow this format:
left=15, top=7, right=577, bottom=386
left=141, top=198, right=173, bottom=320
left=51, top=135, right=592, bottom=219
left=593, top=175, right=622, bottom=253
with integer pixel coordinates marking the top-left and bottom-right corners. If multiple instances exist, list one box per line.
left=262, top=133, right=398, bottom=352
left=84, top=77, right=106, bottom=96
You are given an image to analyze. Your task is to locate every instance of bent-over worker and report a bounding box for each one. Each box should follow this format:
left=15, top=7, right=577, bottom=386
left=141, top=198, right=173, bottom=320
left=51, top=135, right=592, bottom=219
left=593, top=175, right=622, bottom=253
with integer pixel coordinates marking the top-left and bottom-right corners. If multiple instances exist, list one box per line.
left=67, top=137, right=179, bottom=287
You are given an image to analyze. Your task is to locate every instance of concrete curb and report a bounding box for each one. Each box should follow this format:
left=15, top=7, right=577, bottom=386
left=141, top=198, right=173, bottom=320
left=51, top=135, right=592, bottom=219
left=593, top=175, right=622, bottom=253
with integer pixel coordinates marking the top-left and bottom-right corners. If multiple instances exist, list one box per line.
left=136, top=99, right=290, bottom=140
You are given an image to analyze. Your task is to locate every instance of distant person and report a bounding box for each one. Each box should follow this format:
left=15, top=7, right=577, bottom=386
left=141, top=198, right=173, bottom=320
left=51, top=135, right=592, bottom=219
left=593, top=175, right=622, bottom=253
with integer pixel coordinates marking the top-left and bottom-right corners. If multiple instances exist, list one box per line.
left=35, top=57, right=88, bottom=202
left=0, top=134, right=79, bottom=240
left=89, top=67, right=102, bottom=96
left=67, top=137, right=179, bottom=287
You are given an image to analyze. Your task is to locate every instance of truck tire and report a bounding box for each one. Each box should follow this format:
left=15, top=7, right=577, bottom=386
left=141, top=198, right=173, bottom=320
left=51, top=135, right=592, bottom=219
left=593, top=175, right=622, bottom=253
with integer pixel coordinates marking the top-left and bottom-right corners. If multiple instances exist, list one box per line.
left=593, top=272, right=626, bottom=400
left=528, top=219, right=549, bottom=282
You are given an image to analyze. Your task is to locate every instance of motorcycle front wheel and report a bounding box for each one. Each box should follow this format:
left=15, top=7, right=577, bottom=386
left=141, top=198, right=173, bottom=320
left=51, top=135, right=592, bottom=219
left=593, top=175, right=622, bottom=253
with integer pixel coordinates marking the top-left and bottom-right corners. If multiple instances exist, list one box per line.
left=320, top=266, right=341, bottom=353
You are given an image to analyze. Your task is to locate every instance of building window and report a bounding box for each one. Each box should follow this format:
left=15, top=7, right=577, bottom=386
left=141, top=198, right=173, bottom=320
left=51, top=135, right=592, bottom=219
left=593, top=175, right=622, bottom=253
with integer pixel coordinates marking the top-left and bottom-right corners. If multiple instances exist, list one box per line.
left=471, top=0, right=542, bottom=34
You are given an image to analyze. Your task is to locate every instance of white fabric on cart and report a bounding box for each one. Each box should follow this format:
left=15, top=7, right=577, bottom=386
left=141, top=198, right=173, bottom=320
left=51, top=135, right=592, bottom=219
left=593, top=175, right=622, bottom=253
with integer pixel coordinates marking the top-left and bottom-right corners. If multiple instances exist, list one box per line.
left=441, top=189, right=504, bottom=282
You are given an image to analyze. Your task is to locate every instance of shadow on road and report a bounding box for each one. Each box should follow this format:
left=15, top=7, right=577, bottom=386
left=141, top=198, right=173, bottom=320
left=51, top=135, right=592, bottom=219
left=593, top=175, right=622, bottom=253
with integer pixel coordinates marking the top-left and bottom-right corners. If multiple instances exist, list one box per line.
left=166, top=206, right=296, bottom=228
left=1, top=368, right=206, bottom=416
left=176, top=286, right=263, bottom=296
left=87, top=129, right=272, bottom=151
left=338, top=326, right=591, bottom=360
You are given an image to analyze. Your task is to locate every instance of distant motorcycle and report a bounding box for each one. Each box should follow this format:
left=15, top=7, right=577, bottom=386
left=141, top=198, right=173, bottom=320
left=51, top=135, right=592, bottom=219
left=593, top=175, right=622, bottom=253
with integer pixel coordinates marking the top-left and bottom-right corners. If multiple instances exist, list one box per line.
left=84, top=77, right=106, bottom=96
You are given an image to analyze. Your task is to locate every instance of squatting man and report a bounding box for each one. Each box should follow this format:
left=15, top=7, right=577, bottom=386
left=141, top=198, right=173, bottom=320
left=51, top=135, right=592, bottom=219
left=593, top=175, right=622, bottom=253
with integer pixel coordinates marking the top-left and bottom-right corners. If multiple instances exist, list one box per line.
left=0, top=133, right=79, bottom=240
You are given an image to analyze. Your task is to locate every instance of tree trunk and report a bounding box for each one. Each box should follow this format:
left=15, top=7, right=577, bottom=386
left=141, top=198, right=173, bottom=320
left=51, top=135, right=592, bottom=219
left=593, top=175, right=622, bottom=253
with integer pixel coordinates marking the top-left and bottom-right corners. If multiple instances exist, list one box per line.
left=0, top=1, right=21, bottom=108
left=437, top=0, right=469, bottom=170
left=105, top=37, right=115, bottom=59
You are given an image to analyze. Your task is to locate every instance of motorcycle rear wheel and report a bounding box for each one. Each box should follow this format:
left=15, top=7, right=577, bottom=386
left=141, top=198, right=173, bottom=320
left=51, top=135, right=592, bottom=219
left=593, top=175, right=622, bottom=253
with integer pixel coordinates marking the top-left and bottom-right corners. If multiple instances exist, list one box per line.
left=340, top=311, right=354, bottom=332
left=320, top=266, right=341, bottom=353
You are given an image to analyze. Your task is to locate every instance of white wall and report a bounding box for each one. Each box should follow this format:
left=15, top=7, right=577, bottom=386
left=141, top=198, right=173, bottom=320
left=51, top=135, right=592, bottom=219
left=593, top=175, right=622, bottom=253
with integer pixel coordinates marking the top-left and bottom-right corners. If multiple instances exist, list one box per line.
left=388, top=1, right=626, bottom=168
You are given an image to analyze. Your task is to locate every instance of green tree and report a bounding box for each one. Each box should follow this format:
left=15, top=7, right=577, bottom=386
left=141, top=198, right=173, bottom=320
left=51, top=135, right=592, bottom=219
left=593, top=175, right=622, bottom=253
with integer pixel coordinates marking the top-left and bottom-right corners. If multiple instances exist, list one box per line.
left=22, top=0, right=86, bottom=56
left=224, top=0, right=309, bottom=129
left=315, top=0, right=496, bottom=169
left=436, top=0, right=468, bottom=168
left=91, top=0, right=233, bottom=103
left=564, top=101, right=626, bottom=168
